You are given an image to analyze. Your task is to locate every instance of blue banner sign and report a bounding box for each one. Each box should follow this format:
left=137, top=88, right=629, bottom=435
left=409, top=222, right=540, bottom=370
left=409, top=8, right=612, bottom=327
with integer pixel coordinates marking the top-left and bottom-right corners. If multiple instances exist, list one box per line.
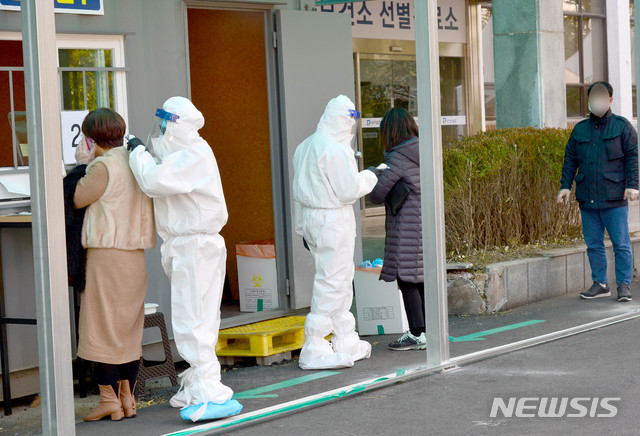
left=0, top=0, right=104, bottom=15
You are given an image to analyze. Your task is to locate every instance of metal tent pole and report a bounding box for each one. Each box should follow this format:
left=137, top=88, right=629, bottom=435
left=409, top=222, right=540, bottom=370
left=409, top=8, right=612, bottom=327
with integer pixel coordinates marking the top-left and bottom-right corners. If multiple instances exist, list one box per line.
left=636, top=0, right=640, bottom=223
left=414, top=0, right=450, bottom=368
left=20, top=0, right=75, bottom=433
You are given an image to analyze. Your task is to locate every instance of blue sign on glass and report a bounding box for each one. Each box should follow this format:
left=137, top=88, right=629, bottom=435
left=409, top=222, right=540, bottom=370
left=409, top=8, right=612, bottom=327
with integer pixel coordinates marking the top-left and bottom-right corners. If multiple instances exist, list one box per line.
left=0, top=0, right=104, bottom=15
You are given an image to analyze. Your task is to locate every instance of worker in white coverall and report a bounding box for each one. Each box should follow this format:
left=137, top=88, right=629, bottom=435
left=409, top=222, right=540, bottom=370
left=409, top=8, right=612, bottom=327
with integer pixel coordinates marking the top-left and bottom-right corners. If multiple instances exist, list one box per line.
left=127, top=97, right=242, bottom=422
left=293, top=95, right=380, bottom=370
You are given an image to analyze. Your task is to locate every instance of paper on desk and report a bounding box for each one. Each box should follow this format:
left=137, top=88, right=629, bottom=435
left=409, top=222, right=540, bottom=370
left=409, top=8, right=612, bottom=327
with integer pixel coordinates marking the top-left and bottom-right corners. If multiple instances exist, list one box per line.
left=0, top=173, right=30, bottom=197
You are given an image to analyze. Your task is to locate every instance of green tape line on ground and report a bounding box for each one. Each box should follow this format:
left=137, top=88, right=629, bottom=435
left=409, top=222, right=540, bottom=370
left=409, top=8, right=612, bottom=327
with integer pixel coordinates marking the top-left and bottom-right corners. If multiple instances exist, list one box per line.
left=449, top=320, right=546, bottom=342
left=165, top=376, right=396, bottom=436
left=233, top=371, right=340, bottom=400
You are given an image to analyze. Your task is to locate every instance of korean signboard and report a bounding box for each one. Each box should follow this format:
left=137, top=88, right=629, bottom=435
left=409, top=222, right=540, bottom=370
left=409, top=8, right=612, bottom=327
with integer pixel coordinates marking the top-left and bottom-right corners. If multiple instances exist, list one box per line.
left=0, top=0, right=104, bottom=15
left=318, top=0, right=466, bottom=43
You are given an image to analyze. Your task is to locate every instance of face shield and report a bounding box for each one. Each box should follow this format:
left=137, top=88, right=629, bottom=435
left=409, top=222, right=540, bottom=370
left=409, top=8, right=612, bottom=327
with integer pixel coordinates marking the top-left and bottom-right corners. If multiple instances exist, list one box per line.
left=348, top=109, right=363, bottom=159
left=145, top=108, right=180, bottom=158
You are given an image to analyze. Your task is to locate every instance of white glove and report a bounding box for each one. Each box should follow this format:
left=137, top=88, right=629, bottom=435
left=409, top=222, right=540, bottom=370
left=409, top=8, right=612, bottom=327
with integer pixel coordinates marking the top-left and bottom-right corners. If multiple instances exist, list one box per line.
left=376, top=163, right=389, bottom=171
left=624, top=188, right=639, bottom=201
left=557, top=189, right=571, bottom=204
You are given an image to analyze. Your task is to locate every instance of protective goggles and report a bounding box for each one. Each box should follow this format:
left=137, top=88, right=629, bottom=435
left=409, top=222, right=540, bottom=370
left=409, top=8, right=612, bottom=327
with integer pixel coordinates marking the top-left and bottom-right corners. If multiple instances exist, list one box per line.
left=348, top=109, right=361, bottom=119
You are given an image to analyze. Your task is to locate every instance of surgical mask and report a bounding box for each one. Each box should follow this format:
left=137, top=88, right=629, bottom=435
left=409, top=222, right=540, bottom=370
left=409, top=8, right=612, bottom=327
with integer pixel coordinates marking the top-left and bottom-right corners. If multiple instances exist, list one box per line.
left=588, top=98, right=610, bottom=117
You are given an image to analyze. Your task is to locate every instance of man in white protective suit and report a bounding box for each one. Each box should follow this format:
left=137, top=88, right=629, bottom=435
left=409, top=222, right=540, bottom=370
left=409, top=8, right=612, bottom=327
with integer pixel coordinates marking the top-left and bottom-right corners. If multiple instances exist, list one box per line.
left=127, top=96, right=242, bottom=422
left=293, top=95, right=380, bottom=370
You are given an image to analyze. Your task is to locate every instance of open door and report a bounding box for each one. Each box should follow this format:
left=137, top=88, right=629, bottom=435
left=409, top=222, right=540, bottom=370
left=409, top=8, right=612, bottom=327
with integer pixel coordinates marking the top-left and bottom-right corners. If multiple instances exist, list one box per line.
left=275, top=10, right=359, bottom=309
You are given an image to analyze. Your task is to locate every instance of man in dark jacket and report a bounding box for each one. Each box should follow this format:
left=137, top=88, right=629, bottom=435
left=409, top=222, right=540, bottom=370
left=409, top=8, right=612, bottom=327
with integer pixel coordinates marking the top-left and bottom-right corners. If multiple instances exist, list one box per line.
left=558, top=81, right=639, bottom=301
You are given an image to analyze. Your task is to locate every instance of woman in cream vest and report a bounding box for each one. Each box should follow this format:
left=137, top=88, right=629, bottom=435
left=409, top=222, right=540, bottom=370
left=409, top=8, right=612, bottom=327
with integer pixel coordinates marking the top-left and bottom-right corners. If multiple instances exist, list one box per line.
left=74, top=108, right=156, bottom=422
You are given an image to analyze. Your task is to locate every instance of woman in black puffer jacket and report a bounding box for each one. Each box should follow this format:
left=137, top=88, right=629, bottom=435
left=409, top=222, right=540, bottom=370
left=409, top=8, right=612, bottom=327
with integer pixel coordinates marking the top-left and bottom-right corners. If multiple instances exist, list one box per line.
left=64, top=136, right=96, bottom=292
left=369, top=108, right=424, bottom=351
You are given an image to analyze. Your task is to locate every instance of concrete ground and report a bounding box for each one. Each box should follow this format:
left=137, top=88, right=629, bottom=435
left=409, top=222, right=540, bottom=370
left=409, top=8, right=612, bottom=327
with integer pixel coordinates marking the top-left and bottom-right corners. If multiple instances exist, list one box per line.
left=2, top=281, right=639, bottom=435
left=232, top=316, right=640, bottom=436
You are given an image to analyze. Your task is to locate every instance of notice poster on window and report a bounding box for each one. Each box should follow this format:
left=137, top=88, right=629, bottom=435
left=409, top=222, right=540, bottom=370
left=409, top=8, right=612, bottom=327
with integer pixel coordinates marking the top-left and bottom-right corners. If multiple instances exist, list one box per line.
left=60, top=110, right=89, bottom=165
left=317, top=0, right=466, bottom=43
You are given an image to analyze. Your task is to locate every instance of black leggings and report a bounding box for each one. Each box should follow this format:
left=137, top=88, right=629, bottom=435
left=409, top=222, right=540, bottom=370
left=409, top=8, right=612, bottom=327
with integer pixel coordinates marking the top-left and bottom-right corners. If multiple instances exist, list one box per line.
left=95, top=360, right=140, bottom=394
left=398, top=278, right=425, bottom=336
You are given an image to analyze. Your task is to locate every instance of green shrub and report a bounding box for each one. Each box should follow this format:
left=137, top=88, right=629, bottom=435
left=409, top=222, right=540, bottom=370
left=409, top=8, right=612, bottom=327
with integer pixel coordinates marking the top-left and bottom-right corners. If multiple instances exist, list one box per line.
left=443, top=127, right=582, bottom=255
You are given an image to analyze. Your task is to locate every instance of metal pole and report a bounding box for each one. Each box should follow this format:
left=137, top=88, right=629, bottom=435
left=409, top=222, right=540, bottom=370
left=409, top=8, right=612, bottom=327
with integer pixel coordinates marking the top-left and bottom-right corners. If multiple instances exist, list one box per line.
left=20, top=0, right=76, bottom=434
left=636, top=1, right=640, bottom=226
left=414, top=0, right=450, bottom=368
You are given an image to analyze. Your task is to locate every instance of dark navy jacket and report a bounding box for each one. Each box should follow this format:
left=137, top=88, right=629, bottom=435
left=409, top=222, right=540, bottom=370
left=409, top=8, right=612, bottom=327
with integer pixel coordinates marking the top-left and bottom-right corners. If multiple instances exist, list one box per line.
left=370, top=137, right=423, bottom=283
left=560, top=109, right=639, bottom=210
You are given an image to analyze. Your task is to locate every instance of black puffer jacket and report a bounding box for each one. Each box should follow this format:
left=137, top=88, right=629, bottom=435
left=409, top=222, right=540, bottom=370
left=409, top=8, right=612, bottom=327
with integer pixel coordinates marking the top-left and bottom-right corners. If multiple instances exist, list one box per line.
left=369, top=136, right=422, bottom=283
left=63, top=165, right=87, bottom=292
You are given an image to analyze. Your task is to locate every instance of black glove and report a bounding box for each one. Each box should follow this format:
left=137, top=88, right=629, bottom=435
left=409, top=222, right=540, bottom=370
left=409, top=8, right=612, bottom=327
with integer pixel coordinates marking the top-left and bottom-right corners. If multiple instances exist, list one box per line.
left=126, top=136, right=145, bottom=152
left=367, top=166, right=384, bottom=177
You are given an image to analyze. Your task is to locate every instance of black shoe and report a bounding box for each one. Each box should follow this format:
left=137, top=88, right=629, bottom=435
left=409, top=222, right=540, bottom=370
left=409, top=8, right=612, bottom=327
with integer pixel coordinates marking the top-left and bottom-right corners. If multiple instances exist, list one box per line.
left=617, top=283, right=632, bottom=302
left=388, top=331, right=426, bottom=351
left=580, top=282, right=611, bottom=299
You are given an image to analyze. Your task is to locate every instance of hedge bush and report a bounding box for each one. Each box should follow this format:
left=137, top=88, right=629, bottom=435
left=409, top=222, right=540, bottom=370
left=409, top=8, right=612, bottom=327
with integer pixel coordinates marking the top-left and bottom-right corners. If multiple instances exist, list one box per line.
left=443, top=127, right=582, bottom=255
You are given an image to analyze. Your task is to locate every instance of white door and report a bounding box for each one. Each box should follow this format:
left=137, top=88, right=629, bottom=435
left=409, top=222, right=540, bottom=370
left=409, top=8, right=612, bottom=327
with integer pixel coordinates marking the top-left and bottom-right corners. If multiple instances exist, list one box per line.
left=276, top=10, right=360, bottom=309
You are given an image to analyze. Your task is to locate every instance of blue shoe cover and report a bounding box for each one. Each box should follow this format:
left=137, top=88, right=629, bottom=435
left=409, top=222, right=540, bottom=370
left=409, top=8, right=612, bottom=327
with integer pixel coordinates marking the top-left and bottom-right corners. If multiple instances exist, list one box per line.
left=359, top=260, right=372, bottom=269
left=180, top=399, right=243, bottom=422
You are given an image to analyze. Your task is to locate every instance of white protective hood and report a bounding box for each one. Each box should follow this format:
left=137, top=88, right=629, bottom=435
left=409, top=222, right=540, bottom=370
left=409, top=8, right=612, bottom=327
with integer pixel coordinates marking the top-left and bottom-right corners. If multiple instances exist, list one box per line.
left=315, top=94, right=357, bottom=146
left=129, top=96, right=228, bottom=238
left=153, top=97, right=205, bottom=158
left=292, top=95, right=377, bottom=233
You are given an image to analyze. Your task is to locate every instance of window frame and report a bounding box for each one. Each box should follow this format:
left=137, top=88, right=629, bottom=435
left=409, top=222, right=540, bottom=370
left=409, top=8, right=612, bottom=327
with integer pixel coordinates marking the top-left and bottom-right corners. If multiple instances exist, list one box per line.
left=56, top=34, right=129, bottom=125
left=564, top=1, right=608, bottom=119
left=0, top=31, right=128, bottom=169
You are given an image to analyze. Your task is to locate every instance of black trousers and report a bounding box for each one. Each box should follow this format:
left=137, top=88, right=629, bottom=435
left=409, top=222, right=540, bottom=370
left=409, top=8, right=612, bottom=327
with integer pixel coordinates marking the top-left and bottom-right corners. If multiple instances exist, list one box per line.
left=398, top=278, right=425, bottom=336
left=95, top=360, right=140, bottom=394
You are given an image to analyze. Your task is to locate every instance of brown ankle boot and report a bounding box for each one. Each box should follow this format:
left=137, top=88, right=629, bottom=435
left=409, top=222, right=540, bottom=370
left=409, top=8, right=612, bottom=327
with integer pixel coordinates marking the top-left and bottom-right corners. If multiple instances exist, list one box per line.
left=83, top=385, right=124, bottom=422
left=118, top=380, right=137, bottom=418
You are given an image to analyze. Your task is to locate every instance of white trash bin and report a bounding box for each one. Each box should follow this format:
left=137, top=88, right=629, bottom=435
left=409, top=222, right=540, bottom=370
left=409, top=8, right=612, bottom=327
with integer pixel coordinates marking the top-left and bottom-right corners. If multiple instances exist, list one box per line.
left=353, top=267, right=409, bottom=335
left=236, top=240, right=278, bottom=312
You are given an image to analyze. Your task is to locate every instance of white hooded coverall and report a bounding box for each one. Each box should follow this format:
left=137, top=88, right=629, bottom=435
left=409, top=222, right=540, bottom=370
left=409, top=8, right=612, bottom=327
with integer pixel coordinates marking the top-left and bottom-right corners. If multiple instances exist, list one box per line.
left=293, top=95, right=378, bottom=370
left=128, top=97, right=233, bottom=408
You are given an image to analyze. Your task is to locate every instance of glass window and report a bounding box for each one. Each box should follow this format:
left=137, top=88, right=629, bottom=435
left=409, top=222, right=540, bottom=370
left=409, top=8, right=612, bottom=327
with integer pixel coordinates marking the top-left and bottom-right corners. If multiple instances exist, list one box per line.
left=564, top=16, right=580, bottom=84
left=566, top=86, right=584, bottom=118
left=582, top=17, right=606, bottom=84
left=484, top=83, right=495, bottom=119
left=563, top=1, right=607, bottom=118
left=59, top=49, right=116, bottom=112
left=581, top=0, right=605, bottom=15
left=481, top=6, right=494, bottom=83
left=1, top=40, right=27, bottom=168
left=481, top=3, right=495, bottom=124
left=1, top=35, right=127, bottom=169
left=563, top=0, right=579, bottom=13
left=359, top=59, right=393, bottom=118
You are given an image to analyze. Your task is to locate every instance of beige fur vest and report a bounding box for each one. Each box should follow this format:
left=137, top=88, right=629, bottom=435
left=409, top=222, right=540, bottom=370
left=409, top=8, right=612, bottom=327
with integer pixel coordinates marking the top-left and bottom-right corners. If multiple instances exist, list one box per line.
left=82, top=147, right=156, bottom=250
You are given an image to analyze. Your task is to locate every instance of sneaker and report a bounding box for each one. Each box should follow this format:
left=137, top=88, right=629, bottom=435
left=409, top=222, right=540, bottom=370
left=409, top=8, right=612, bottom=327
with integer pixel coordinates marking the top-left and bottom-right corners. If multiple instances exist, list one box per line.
left=617, top=283, right=632, bottom=302
left=389, top=331, right=426, bottom=351
left=580, top=282, right=611, bottom=299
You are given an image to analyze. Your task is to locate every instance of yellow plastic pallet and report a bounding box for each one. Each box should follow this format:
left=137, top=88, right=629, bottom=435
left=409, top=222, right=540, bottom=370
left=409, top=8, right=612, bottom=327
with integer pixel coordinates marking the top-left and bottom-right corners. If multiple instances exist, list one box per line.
left=216, top=316, right=306, bottom=357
